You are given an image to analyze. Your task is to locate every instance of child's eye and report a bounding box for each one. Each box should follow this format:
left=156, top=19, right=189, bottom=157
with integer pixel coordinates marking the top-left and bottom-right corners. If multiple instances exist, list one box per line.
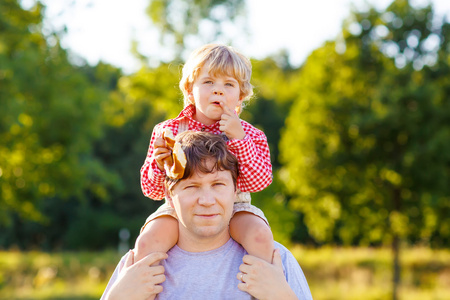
left=225, top=83, right=235, bottom=87
left=213, top=182, right=226, bottom=187
left=204, top=80, right=213, bottom=84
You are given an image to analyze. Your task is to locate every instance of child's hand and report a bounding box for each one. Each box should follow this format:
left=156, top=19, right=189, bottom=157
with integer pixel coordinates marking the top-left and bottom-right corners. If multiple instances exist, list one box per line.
left=219, top=102, right=245, bottom=140
left=153, top=136, right=171, bottom=172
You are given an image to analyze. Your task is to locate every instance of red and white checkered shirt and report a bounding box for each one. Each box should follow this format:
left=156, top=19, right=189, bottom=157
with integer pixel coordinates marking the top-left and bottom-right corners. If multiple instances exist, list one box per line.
left=140, top=105, right=273, bottom=200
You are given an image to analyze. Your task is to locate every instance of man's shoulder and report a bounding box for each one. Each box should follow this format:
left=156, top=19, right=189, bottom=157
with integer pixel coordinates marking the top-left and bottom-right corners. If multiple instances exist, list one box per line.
left=274, top=242, right=295, bottom=258
left=274, top=241, right=290, bottom=252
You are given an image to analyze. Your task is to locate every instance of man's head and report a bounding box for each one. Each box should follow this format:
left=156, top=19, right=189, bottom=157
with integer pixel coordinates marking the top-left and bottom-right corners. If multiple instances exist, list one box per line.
left=164, top=131, right=239, bottom=249
left=165, top=131, right=239, bottom=192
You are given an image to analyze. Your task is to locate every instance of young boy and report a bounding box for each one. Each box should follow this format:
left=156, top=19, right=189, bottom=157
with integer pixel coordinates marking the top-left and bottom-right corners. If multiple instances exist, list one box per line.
left=137, top=44, right=274, bottom=264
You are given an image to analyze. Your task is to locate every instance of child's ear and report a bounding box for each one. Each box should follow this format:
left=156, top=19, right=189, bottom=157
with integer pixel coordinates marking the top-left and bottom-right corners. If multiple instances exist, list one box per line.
left=164, top=187, right=175, bottom=208
left=188, top=91, right=195, bottom=103
left=235, top=98, right=244, bottom=114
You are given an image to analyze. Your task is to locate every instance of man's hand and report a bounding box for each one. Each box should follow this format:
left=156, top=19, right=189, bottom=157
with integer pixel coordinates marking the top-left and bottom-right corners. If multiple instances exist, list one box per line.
left=219, top=102, right=245, bottom=140
left=106, top=250, right=168, bottom=300
left=153, top=136, right=172, bottom=172
left=236, top=249, right=298, bottom=300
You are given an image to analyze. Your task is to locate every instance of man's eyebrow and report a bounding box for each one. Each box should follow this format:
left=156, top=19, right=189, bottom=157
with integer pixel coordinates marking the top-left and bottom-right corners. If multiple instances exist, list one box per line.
left=213, top=173, right=232, bottom=180
left=179, top=178, right=200, bottom=185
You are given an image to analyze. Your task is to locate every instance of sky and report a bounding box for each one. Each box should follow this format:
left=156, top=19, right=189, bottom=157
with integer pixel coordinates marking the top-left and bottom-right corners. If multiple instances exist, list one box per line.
left=24, top=0, right=450, bottom=73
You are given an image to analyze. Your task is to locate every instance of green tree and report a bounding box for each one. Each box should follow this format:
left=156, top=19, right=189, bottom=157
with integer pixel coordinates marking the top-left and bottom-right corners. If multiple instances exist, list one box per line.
left=279, top=0, right=449, bottom=298
left=146, top=0, right=247, bottom=59
left=0, top=0, right=118, bottom=248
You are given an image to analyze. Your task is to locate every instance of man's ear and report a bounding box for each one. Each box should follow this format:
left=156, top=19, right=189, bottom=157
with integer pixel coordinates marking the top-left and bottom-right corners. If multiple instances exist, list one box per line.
left=164, top=186, right=175, bottom=208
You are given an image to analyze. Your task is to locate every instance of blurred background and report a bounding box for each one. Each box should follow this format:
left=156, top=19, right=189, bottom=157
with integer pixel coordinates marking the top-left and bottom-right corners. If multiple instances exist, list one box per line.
left=1, top=0, right=449, bottom=299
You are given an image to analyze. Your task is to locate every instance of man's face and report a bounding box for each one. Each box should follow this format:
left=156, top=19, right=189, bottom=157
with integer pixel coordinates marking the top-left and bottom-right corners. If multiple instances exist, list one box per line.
left=168, top=160, right=236, bottom=245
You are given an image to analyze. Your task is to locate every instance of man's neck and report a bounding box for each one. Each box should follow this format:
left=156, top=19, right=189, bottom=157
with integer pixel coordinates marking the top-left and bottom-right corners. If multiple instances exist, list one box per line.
left=177, top=231, right=231, bottom=252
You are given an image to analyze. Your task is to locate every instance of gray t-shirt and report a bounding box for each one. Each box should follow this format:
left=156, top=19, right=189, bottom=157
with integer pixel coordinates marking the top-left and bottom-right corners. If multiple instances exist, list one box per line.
left=102, top=239, right=313, bottom=299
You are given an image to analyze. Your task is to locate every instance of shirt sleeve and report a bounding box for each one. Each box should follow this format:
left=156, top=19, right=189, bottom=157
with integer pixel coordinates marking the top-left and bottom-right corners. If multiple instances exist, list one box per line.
left=100, top=253, right=128, bottom=300
left=276, top=242, right=313, bottom=300
left=140, top=124, right=166, bottom=200
left=227, top=123, right=273, bottom=193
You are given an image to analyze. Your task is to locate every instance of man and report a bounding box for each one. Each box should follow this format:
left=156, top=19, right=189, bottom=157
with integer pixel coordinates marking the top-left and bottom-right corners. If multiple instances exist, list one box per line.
left=102, top=131, right=313, bottom=299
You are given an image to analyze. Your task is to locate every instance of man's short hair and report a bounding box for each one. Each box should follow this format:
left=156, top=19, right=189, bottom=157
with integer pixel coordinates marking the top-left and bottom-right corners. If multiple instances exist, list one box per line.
left=165, top=131, right=239, bottom=191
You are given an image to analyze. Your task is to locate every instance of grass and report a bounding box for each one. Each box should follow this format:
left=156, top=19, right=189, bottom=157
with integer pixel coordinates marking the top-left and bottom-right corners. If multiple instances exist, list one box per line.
left=0, top=250, right=121, bottom=299
left=291, top=246, right=450, bottom=300
left=1, top=246, right=449, bottom=299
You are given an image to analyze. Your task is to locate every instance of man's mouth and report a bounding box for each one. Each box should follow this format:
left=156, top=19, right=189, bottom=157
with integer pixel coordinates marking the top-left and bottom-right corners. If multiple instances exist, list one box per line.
left=196, top=213, right=219, bottom=219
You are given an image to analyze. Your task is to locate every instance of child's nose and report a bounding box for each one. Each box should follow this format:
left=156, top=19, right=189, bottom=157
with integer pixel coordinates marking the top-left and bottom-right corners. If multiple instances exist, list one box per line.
left=213, top=90, right=224, bottom=96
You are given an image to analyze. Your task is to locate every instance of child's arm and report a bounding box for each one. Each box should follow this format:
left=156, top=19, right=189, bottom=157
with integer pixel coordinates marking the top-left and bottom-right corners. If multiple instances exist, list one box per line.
left=219, top=104, right=272, bottom=193
left=227, top=122, right=273, bottom=193
left=140, top=124, right=169, bottom=200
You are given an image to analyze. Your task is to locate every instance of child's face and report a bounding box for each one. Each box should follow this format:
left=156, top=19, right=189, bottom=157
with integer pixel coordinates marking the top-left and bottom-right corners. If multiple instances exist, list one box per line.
left=189, top=63, right=242, bottom=125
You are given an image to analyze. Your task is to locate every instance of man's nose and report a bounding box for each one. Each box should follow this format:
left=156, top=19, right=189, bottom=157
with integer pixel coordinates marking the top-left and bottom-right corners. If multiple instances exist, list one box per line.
left=198, top=190, right=216, bottom=206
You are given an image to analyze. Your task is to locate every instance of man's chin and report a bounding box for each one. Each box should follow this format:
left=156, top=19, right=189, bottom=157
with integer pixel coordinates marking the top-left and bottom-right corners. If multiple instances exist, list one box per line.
left=193, top=224, right=227, bottom=238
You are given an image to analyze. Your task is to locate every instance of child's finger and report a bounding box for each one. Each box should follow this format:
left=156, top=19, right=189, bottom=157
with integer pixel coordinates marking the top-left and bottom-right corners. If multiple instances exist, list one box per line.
left=153, top=136, right=166, bottom=148
left=154, top=147, right=171, bottom=157
left=219, top=101, right=235, bottom=115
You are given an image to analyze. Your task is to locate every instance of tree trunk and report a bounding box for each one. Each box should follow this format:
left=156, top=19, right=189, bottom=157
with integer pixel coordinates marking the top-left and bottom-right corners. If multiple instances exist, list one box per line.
left=392, top=188, right=401, bottom=300
left=392, top=234, right=400, bottom=300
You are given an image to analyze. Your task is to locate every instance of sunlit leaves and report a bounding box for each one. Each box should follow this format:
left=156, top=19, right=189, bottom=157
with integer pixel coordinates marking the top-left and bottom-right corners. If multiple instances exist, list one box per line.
left=0, top=1, right=119, bottom=226
left=280, top=0, right=450, bottom=247
left=146, top=0, right=246, bottom=59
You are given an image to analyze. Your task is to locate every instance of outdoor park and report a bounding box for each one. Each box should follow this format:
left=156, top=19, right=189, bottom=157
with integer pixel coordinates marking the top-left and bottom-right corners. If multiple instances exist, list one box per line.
left=1, top=0, right=449, bottom=299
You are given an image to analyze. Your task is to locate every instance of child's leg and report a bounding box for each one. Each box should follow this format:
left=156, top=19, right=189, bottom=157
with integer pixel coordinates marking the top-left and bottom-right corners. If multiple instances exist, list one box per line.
left=229, top=211, right=274, bottom=263
left=134, top=216, right=179, bottom=262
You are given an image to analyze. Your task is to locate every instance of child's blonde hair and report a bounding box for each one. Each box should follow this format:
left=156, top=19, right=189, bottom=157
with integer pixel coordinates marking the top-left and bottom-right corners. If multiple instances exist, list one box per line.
left=179, top=44, right=253, bottom=115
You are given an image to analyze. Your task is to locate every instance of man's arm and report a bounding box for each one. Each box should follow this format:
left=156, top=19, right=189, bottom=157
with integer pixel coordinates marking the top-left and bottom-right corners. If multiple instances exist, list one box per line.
left=236, top=243, right=313, bottom=300
left=101, top=250, right=167, bottom=300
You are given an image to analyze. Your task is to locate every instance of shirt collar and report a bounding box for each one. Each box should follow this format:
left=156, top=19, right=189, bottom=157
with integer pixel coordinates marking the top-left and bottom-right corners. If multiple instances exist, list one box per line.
left=179, top=105, right=220, bottom=130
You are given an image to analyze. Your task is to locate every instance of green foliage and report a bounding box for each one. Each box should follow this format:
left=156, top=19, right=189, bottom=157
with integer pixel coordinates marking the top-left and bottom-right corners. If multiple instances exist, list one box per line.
left=0, top=1, right=117, bottom=227
left=244, top=56, right=300, bottom=168
left=280, top=0, right=450, bottom=247
left=3, top=0, right=449, bottom=254
left=146, top=0, right=247, bottom=58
